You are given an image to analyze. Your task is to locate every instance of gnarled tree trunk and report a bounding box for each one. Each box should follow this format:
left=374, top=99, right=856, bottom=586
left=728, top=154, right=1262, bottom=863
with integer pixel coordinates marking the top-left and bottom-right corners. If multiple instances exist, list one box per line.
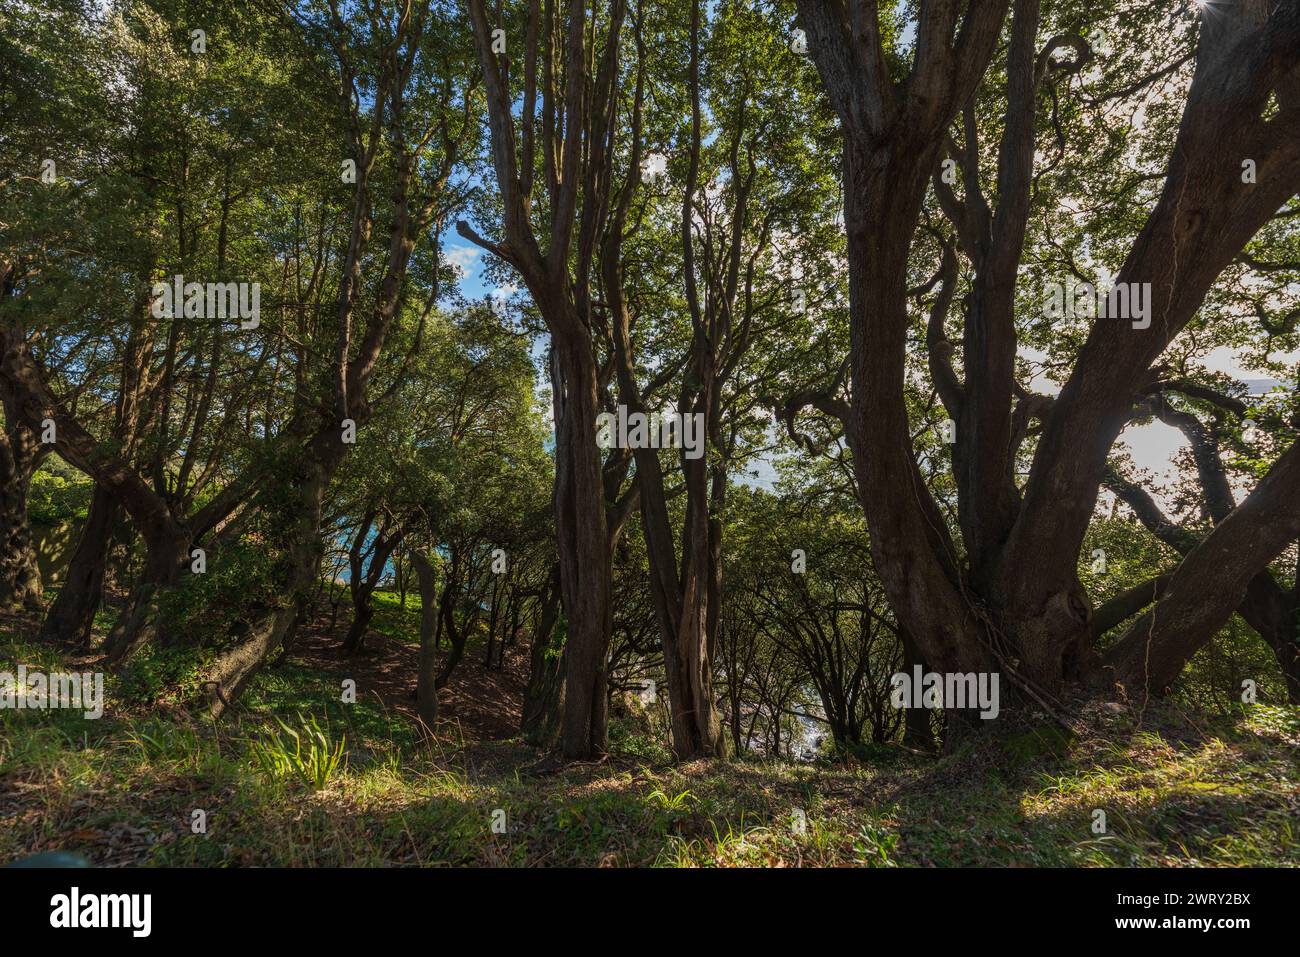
left=795, top=0, right=1300, bottom=720
left=342, top=513, right=402, bottom=654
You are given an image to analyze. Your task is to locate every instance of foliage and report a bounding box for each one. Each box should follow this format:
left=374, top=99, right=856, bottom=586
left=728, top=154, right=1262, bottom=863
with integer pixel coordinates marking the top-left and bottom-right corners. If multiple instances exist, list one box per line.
left=249, top=712, right=347, bottom=790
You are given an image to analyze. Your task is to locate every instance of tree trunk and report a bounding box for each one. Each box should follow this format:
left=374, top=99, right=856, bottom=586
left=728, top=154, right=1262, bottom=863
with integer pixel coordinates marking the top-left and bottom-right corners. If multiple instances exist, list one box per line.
left=40, top=485, right=117, bottom=646
left=520, top=563, right=565, bottom=747
left=343, top=602, right=375, bottom=655
left=461, top=0, right=619, bottom=759
left=205, top=429, right=342, bottom=717
left=433, top=583, right=468, bottom=690
left=1248, top=591, right=1300, bottom=705
left=0, top=415, right=43, bottom=610
left=102, top=523, right=191, bottom=663
left=793, top=0, right=1300, bottom=721
left=1, top=319, right=193, bottom=661
left=483, top=574, right=501, bottom=667
left=1270, top=628, right=1300, bottom=705
left=1104, top=441, right=1300, bottom=697
left=411, top=548, right=439, bottom=727
left=844, top=135, right=994, bottom=679
left=343, top=521, right=400, bottom=654
left=550, top=336, right=612, bottom=758
left=900, top=628, right=934, bottom=751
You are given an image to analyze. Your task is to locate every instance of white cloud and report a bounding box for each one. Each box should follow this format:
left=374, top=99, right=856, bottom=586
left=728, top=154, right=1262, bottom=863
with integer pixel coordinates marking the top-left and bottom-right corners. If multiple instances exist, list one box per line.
left=444, top=245, right=481, bottom=280
left=490, top=282, right=519, bottom=304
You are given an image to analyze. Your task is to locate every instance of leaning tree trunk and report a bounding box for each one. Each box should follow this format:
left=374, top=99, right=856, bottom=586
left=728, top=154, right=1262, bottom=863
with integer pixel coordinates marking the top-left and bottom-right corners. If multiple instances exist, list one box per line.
left=433, top=582, right=471, bottom=690
left=994, top=0, right=1300, bottom=692
left=205, top=428, right=344, bottom=717
left=40, top=486, right=118, bottom=646
left=342, top=599, right=376, bottom=656
left=1104, top=441, right=1300, bottom=697
left=1271, top=631, right=1300, bottom=705
left=102, top=522, right=191, bottom=663
left=1258, top=612, right=1300, bottom=705
left=343, top=524, right=401, bottom=654
left=1236, top=574, right=1300, bottom=704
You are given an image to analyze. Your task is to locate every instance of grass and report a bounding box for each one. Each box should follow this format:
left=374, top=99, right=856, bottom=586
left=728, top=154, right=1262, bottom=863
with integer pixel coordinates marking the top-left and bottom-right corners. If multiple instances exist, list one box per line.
left=248, top=712, right=347, bottom=790
left=2, top=622, right=1297, bottom=867
left=368, top=590, right=423, bottom=645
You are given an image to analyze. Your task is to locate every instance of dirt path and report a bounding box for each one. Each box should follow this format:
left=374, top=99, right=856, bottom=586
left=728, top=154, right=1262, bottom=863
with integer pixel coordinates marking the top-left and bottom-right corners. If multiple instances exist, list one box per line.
left=1, top=604, right=531, bottom=742
left=285, top=617, right=530, bottom=742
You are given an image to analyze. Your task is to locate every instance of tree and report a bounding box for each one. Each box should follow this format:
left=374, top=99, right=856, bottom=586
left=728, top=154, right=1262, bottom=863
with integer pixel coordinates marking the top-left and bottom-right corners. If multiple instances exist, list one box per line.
left=727, top=486, right=904, bottom=749
left=0, top=396, right=45, bottom=609
left=198, top=0, right=479, bottom=713
left=789, top=0, right=1300, bottom=714
left=458, top=0, right=634, bottom=757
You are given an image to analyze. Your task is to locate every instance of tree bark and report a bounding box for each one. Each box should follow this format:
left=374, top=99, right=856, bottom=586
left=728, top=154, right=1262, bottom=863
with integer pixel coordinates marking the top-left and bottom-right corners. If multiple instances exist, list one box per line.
left=343, top=516, right=401, bottom=654
left=520, top=562, right=565, bottom=747
left=0, top=409, right=43, bottom=610
left=40, top=485, right=117, bottom=646
left=411, top=547, right=439, bottom=727
left=1239, top=575, right=1300, bottom=704
left=549, top=335, right=612, bottom=757
left=795, top=0, right=1300, bottom=712
left=206, top=426, right=344, bottom=717
left=1104, top=404, right=1300, bottom=703
left=1000, top=0, right=1300, bottom=667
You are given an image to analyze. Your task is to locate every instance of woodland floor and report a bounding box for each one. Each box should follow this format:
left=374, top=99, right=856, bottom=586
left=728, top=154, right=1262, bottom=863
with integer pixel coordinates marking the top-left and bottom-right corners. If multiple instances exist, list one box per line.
left=1, top=592, right=1298, bottom=867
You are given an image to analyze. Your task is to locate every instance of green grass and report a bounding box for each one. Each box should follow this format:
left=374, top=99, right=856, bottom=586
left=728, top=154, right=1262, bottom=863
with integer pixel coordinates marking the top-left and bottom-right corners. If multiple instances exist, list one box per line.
left=2, top=624, right=1297, bottom=867
left=2, top=701, right=1295, bottom=865
left=368, top=590, right=423, bottom=645
left=248, top=712, right=347, bottom=789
